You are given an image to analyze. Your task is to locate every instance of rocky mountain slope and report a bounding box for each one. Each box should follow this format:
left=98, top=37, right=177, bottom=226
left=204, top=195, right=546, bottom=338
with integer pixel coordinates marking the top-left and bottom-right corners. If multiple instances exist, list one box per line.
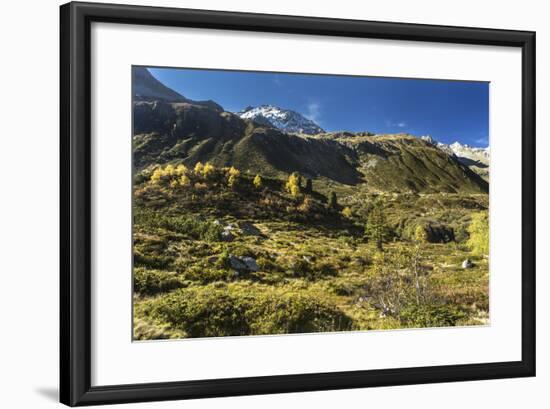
left=133, top=66, right=187, bottom=102
left=236, top=105, right=325, bottom=135
left=421, top=136, right=489, bottom=180
left=132, top=69, right=488, bottom=193
left=133, top=99, right=487, bottom=193
left=132, top=67, right=223, bottom=111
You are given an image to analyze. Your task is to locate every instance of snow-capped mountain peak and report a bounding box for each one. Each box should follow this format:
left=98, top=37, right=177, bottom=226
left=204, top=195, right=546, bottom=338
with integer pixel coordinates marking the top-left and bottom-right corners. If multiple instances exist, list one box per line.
left=448, top=141, right=489, bottom=160
left=236, top=105, right=325, bottom=135
left=419, top=135, right=489, bottom=180
left=421, top=135, right=488, bottom=159
left=420, top=135, right=436, bottom=144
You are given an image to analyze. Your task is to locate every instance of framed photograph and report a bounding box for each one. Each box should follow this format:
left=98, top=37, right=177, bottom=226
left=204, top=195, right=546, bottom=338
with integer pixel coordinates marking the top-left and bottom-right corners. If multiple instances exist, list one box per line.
left=60, top=1, right=536, bottom=406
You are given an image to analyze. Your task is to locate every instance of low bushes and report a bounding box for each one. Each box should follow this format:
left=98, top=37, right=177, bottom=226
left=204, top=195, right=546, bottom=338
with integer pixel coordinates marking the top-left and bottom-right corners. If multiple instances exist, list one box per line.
left=399, top=303, right=466, bottom=328
left=400, top=220, right=455, bottom=243
left=140, top=282, right=354, bottom=338
left=135, top=209, right=223, bottom=242
left=134, top=267, right=185, bottom=296
left=178, top=264, right=235, bottom=284
left=134, top=251, right=172, bottom=270
left=467, top=211, right=489, bottom=255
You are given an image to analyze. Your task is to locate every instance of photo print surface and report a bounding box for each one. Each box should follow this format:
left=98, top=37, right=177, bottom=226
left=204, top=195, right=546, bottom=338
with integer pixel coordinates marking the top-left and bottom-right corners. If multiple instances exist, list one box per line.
left=132, top=66, right=489, bottom=340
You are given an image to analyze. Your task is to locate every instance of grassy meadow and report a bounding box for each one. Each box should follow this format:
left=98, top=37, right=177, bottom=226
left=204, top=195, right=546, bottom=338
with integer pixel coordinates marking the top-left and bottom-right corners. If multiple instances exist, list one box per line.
left=132, top=163, right=489, bottom=340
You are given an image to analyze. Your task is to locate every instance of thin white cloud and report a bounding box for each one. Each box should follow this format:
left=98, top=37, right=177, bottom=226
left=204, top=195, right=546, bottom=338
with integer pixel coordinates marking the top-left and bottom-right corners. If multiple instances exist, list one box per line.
left=273, top=74, right=283, bottom=87
left=475, top=136, right=489, bottom=146
left=385, top=120, right=407, bottom=129
left=305, top=101, right=322, bottom=123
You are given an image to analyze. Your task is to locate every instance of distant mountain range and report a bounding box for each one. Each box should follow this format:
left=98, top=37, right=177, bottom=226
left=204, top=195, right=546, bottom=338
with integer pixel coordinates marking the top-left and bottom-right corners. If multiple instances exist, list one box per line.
left=234, top=106, right=489, bottom=176
left=236, top=105, right=325, bottom=135
left=420, top=136, right=489, bottom=180
left=132, top=68, right=489, bottom=193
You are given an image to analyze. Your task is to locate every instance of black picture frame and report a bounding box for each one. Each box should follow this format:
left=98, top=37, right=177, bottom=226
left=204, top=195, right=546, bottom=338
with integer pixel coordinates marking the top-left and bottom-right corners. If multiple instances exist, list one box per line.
left=60, top=1, right=536, bottom=406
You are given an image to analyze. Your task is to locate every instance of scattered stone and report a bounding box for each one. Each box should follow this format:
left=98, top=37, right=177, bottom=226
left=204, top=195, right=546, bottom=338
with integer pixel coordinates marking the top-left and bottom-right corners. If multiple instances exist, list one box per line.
left=462, top=259, right=474, bottom=269
left=221, top=231, right=235, bottom=242
left=242, top=256, right=259, bottom=272
left=228, top=255, right=259, bottom=272
left=302, top=255, right=312, bottom=263
left=239, top=222, right=262, bottom=236
left=229, top=255, right=247, bottom=271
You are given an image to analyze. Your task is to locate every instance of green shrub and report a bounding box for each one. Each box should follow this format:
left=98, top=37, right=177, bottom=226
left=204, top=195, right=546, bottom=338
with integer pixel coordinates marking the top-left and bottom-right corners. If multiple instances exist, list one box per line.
left=467, top=211, right=489, bottom=255
left=325, top=277, right=365, bottom=296
left=135, top=209, right=223, bottom=242
left=134, top=252, right=172, bottom=270
left=305, top=178, right=313, bottom=193
left=215, top=250, right=231, bottom=269
left=134, top=267, right=185, bottom=296
left=256, top=256, right=279, bottom=272
left=364, top=199, right=391, bottom=250
left=315, top=261, right=338, bottom=276
left=399, top=304, right=466, bottom=328
left=401, top=221, right=454, bottom=243
left=141, top=282, right=353, bottom=338
left=414, top=224, right=429, bottom=243
left=246, top=289, right=353, bottom=335
left=454, top=223, right=469, bottom=243
left=328, top=191, right=338, bottom=209
left=288, top=257, right=312, bottom=278
left=179, top=265, right=234, bottom=284
left=366, top=247, right=429, bottom=316
left=228, top=244, right=254, bottom=258
left=133, top=316, right=187, bottom=340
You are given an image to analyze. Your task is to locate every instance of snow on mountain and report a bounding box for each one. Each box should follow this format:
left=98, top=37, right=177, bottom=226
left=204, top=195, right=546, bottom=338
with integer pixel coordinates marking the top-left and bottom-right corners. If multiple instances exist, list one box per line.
left=420, top=135, right=436, bottom=144
left=447, top=141, right=489, bottom=163
left=420, top=135, right=489, bottom=179
left=236, top=105, right=325, bottom=135
left=421, top=135, right=489, bottom=164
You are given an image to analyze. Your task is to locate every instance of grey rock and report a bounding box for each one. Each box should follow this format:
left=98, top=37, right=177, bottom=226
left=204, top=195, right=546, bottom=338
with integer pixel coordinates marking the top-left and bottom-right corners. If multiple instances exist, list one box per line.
left=221, top=231, right=235, bottom=242
left=239, top=222, right=262, bottom=236
left=241, top=256, right=259, bottom=272
left=229, top=255, right=247, bottom=271
left=462, top=259, right=474, bottom=269
left=228, top=255, right=259, bottom=272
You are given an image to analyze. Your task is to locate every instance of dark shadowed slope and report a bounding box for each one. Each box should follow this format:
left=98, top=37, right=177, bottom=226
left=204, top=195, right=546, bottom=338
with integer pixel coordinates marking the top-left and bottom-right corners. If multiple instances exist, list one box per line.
left=132, top=67, right=223, bottom=111
left=133, top=99, right=488, bottom=193
left=133, top=67, right=186, bottom=102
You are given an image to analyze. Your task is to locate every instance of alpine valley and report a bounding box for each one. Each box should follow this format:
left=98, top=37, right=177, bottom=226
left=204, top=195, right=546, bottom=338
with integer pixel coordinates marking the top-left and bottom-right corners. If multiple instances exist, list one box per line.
left=132, top=67, right=490, bottom=340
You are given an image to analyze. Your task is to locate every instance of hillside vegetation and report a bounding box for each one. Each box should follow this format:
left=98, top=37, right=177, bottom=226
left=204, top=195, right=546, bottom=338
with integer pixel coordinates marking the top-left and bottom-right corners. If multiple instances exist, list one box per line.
left=132, top=69, right=489, bottom=340
left=133, top=161, right=489, bottom=339
left=133, top=101, right=488, bottom=194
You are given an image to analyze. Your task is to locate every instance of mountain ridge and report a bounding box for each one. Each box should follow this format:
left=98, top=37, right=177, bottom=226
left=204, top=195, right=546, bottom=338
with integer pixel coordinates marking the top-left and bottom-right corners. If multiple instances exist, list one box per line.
left=132, top=70, right=488, bottom=193
left=236, top=105, right=325, bottom=135
left=132, top=67, right=224, bottom=111
left=133, top=100, right=488, bottom=194
left=420, top=135, right=489, bottom=180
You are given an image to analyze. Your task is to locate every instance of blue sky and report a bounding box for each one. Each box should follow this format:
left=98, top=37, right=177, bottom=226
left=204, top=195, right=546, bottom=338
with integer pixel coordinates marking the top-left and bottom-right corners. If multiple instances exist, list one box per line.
left=149, top=67, right=489, bottom=147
